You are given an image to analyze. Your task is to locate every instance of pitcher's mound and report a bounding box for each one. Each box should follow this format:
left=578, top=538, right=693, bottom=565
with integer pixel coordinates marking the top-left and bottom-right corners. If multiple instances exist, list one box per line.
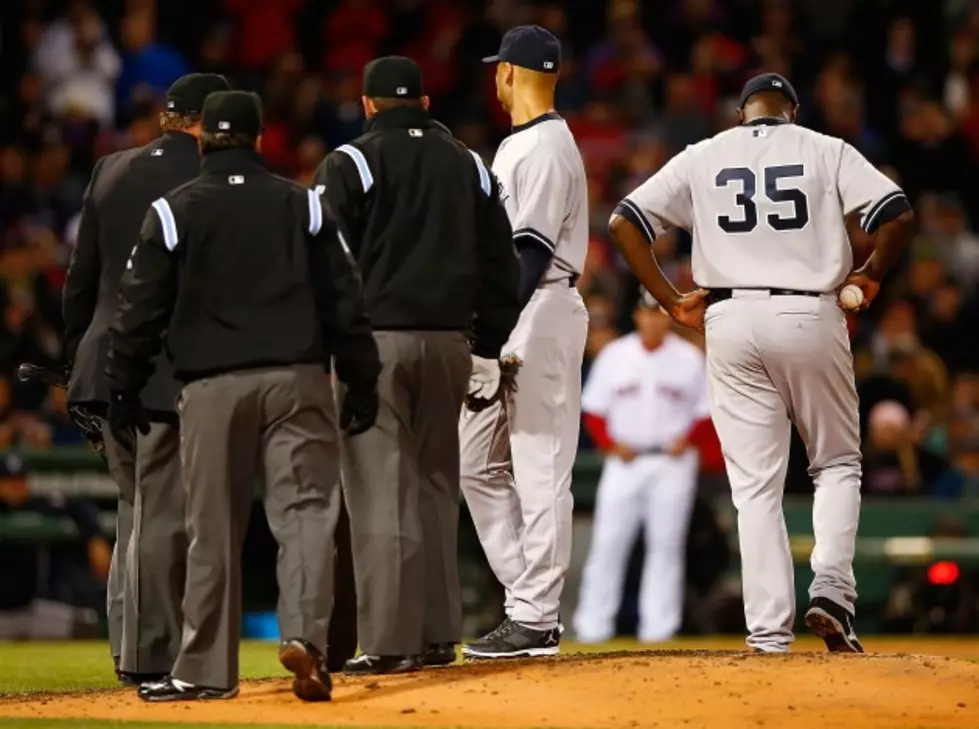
left=3, top=651, right=979, bottom=728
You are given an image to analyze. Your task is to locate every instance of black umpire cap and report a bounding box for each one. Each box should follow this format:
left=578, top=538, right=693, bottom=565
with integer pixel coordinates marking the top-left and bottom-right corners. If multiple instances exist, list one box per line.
left=202, top=91, right=263, bottom=136
left=739, top=72, right=799, bottom=109
left=165, top=73, right=230, bottom=115
left=363, top=56, right=424, bottom=99
left=483, top=25, right=561, bottom=74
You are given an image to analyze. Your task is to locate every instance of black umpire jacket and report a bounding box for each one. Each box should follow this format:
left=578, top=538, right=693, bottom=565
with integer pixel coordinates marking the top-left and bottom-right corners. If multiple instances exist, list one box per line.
left=312, top=106, right=521, bottom=359
left=63, top=131, right=200, bottom=413
left=105, top=148, right=380, bottom=398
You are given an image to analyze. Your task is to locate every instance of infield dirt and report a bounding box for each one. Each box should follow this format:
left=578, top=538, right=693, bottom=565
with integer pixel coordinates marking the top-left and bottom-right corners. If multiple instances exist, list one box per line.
left=2, top=650, right=978, bottom=729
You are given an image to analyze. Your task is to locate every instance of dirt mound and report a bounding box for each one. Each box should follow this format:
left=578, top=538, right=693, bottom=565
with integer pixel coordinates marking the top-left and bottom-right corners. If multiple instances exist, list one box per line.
left=2, top=651, right=978, bottom=728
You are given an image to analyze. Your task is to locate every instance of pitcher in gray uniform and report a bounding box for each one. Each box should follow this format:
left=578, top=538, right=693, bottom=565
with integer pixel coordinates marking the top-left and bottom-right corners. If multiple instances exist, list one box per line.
left=609, top=73, right=914, bottom=654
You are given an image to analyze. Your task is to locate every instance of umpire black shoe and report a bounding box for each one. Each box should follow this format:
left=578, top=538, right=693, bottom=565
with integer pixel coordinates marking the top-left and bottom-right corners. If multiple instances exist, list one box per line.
left=279, top=639, right=332, bottom=702
left=805, top=597, right=865, bottom=653
left=138, top=676, right=238, bottom=702
left=422, top=643, right=456, bottom=667
left=343, top=654, right=422, bottom=675
left=462, top=619, right=560, bottom=659
left=118, top=671, right=166, bottom=686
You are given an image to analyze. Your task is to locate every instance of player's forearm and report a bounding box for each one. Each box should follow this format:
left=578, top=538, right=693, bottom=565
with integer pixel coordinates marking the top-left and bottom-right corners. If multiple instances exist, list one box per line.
left=857, top=210, right=915, bottom=282
left=608, top=214, right=680, bottom=309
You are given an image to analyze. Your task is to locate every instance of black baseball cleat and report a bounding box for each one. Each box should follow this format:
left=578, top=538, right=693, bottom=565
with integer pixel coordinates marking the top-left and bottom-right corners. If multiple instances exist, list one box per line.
left=422, top=643, right=457, bottom=667
left=805, top=597, right=865, bottom=653
left=462, top=617, right=512, bottom=656
left=462, top=619, right=560, bottom=659
left=279, top=639, right=332, bottom=702
left=342, top=654, right=422, bottom=675
left=118, top=671, right=166, bottom=686
left=138, top=676, right=238, bottom=702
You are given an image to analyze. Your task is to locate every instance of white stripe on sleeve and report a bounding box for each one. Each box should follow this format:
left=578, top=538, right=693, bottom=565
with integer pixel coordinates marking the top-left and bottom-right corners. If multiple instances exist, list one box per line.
left=469, top=150, right=491, bottom=196
left=307, top=189, right=323, bottom=235
left=336, top=144, right=374, bottom=193
left=151, top=198, right=178, bottom=251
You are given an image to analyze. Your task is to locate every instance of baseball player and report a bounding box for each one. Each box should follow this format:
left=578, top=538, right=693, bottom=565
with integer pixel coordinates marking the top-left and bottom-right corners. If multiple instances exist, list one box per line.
left=573, top=294, right=709, bottom=644
left=608, top=73, right=914, bottom=653
left=460, top=25, right=589, bottom=659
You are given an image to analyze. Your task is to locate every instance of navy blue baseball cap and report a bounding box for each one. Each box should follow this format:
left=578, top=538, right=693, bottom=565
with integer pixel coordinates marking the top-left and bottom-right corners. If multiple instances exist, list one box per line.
left=483, top=25, right=561, bottom=73
left=738, top=72, right=799, bottom=109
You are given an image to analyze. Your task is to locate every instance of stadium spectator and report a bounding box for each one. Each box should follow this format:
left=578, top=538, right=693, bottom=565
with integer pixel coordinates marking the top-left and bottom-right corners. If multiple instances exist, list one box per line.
left=863, top=401, right=947, bottom=496
left=115, top=9, right=190, bottom=117
left=42, top=8, right=120, bottom=129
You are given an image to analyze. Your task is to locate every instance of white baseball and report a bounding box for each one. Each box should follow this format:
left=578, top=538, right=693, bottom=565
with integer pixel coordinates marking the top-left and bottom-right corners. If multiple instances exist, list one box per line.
left=839, top=284, right=864, bottom=311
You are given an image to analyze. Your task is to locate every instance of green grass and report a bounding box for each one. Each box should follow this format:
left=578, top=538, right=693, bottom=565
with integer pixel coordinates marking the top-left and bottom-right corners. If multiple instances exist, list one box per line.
left=0, top=642, right=289, bottom=696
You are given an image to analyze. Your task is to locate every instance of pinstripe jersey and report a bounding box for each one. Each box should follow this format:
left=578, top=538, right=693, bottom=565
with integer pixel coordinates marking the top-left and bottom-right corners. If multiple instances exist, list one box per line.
left=492, top=113, right=588, bottom=279
left=619, top=120, right=908, bottom=292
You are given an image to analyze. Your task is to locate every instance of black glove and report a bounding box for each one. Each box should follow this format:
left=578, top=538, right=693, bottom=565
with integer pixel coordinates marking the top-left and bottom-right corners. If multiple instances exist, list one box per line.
left=68, top=404, right=107, bottom=463
left=340, top=387, right=378, bottom=437
left=107, top=391, right=150, bottom=452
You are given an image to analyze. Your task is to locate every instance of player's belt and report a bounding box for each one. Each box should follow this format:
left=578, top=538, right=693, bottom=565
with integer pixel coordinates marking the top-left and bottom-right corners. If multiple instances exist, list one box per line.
left=538, top=274, right=579, bottom=289
left=706, top=288, right=821, bottom=308
left=637, top=446, right=666, bottom=456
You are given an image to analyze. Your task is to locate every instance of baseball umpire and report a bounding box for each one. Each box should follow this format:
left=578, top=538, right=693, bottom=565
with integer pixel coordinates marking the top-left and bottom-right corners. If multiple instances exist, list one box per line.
left=61, top=72, right=229, bottom=682
left=107, top=90, right=380, bottom=702
left=313, top=56, right=521, bottom=674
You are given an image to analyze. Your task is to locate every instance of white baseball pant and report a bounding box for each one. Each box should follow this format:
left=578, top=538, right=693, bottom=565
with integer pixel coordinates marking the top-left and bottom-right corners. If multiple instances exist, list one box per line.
left=705, top=291, right=861, bottom=653
left=573, top=450, right=699, bottom=643
left=460, top=283, right=588, bottom=629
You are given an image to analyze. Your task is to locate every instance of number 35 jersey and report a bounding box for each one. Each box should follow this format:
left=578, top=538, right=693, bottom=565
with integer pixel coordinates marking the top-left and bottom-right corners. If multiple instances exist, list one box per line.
left=616, top=119, right=909, bottom=292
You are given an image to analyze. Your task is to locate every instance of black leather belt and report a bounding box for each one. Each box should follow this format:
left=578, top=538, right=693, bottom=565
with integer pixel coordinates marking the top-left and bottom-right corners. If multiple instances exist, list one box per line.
left=539, top=274, right=579, bottom=288
left=706, top=288, right=821, bottom=308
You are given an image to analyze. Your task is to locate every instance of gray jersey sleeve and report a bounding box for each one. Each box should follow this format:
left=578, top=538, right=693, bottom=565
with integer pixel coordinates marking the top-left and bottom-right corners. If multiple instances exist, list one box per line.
left=617, top=149, right=693, bottom=244
left=837, top=142, right=909, bottom=234
left=511, top=150, right=569, bottom=251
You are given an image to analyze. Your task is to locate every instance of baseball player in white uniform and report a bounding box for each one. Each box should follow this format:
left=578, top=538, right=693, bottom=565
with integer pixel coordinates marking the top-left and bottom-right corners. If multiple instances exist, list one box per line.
left=608, top=73, right=914, bottom=653
left=460, top=25, right=589, bottom=659
left=573, top=294, right=710, bottom=644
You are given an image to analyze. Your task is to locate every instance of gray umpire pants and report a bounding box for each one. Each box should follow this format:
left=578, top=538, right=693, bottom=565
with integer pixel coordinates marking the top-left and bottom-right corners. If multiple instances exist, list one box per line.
left=101, top=418, right=183, bottom=674
left=340, top=331, right=471, bottom=656
left=171, top=365, right=340, bottom=690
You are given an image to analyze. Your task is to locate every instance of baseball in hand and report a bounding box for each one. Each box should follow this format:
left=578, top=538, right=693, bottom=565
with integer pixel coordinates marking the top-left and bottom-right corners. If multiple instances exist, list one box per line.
left=839, top=284, right=864, bottom=311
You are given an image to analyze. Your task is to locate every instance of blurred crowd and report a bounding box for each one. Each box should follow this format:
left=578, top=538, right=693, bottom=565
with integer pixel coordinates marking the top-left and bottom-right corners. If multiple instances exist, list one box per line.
left=1, top=0, right=978, bottom=496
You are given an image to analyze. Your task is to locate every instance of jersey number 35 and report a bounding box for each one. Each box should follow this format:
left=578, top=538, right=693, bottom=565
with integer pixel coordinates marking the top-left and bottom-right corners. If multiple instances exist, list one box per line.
left=714, top=164, right=809, bottom=234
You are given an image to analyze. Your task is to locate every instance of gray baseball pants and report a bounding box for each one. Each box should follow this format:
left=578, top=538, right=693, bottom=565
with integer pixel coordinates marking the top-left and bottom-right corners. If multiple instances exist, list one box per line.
left=459, top=284, right=589, bottom=629
left=340, top=330, right=471, bottom=656
left=171, top=365, right=340, bottom=690
left=704, top=292, right=861, bottom=653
